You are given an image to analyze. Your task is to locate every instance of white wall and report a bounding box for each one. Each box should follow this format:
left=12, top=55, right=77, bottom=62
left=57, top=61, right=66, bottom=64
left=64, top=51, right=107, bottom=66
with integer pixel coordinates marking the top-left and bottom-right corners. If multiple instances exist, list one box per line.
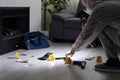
left=0, top=0, right=41, bottom=32
left=66, top=0, right=79, bottom=13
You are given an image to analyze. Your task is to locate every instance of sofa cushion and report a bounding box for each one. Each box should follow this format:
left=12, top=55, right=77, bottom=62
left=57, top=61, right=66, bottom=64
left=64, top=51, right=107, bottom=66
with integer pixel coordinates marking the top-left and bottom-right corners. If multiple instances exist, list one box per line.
left=64, top=17, right=81, bottom=29
left=63, top=29, right=81, bottom=40
left=52, top=13, right=75, bottom=21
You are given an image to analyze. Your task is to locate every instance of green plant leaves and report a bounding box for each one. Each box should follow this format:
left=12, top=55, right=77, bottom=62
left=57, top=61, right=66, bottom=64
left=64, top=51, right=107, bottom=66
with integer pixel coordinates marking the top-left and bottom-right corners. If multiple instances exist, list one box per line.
left=41, top=0, right=70, bottom=14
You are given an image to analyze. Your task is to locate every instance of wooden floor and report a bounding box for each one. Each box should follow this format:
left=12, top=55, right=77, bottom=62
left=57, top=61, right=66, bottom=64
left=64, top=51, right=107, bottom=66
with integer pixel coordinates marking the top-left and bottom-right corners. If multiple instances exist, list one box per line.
left=0, top=42, right=120, bottom=80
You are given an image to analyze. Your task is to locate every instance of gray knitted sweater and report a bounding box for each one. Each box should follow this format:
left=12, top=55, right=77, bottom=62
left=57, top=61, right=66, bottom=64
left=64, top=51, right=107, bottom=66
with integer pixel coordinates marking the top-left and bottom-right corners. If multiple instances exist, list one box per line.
left=73, top=0, right=120, bottom=50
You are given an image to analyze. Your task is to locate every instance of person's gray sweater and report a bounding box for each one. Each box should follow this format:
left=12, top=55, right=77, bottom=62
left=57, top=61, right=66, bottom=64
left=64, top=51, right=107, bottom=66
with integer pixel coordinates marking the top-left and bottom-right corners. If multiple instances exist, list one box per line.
left=73, top=0, right=120, bottom=50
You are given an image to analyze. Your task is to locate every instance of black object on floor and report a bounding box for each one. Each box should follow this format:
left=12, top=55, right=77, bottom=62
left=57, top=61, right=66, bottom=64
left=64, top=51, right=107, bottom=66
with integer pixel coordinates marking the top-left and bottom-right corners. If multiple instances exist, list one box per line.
left=38, top=52, right=53, bottom=60
left=73, top=61, right=86, bottom=69
left=55, top=57, right=66, bottom=61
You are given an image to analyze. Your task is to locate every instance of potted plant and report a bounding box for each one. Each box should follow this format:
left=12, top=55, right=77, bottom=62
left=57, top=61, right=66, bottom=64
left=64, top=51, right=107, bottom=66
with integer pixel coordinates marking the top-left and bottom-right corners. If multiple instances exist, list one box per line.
left=41, top=0, right=70, bottom=30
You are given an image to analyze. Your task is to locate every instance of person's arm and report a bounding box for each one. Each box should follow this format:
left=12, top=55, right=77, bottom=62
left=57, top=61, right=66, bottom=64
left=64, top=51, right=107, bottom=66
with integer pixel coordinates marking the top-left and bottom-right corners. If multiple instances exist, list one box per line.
left=66, top=21, right=105, bottom=57
left=73, top=1, right=120, bottom=51
left=66, top=15, right=106, bottom=57
left=73, top=18, right=105, bottom=50
left=66, top=4, right=108, bottom=57
left=66, top=1, right=120, bottom=57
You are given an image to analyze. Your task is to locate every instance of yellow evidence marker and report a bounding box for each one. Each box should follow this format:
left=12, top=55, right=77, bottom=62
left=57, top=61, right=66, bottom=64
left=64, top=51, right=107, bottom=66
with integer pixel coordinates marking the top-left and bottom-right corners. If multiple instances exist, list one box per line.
left=49, top=53, right=55, bottom=62
left=65, top=56, right=72, bottom=64
left=16, top=52, right=21, bottom=60
left=96, top=56, right=102, bottom=63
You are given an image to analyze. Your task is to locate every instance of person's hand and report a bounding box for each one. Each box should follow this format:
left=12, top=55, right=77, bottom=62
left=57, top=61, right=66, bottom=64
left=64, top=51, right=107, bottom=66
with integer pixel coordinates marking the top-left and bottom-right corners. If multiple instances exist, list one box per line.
left=65, top=48, right=76, bottom=57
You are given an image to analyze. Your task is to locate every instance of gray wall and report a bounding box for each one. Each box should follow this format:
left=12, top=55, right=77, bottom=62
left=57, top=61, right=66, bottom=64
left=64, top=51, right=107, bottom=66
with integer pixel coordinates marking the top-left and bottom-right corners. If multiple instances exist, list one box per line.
left=0, top=0, right=41, bottom=32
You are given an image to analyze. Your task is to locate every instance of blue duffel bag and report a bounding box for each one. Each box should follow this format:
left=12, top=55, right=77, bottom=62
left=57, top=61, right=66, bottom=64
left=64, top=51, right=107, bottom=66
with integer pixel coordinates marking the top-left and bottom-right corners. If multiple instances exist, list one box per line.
left=24, top=31, right=50, bottom=50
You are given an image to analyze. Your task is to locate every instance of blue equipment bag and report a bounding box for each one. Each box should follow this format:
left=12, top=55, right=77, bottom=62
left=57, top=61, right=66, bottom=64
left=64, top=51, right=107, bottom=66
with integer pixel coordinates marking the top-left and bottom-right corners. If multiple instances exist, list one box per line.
left=24, top=31, right=50, bottom=50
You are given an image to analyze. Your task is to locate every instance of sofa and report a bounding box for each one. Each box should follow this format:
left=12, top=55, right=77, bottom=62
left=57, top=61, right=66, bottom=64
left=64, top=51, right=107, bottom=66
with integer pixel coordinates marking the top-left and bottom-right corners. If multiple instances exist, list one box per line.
left=49, top=0, right=86, bottom=41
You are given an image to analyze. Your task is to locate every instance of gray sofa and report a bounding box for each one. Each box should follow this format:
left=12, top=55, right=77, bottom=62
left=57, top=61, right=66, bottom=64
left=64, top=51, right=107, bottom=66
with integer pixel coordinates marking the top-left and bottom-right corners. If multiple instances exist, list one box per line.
left=49, top=0, right=85, bottom=41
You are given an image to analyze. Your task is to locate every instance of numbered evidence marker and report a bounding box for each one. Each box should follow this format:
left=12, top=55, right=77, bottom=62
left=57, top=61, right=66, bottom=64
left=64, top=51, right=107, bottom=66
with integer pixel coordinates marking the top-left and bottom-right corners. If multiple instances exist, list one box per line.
left=96, top=56, right=102, bottom=63
left=49, top=53, right=55, bottom=62
left=16, top=52, right=21, bottom=60
left=15, top=52, right=28, bottom=63
left=65, top=56, right=72, bottom=64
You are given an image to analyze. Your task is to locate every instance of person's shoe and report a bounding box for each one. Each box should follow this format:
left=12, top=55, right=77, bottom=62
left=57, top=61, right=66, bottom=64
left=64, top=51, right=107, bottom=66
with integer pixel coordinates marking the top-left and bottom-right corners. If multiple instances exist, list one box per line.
left=95, top=63, right=120, bottom=73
